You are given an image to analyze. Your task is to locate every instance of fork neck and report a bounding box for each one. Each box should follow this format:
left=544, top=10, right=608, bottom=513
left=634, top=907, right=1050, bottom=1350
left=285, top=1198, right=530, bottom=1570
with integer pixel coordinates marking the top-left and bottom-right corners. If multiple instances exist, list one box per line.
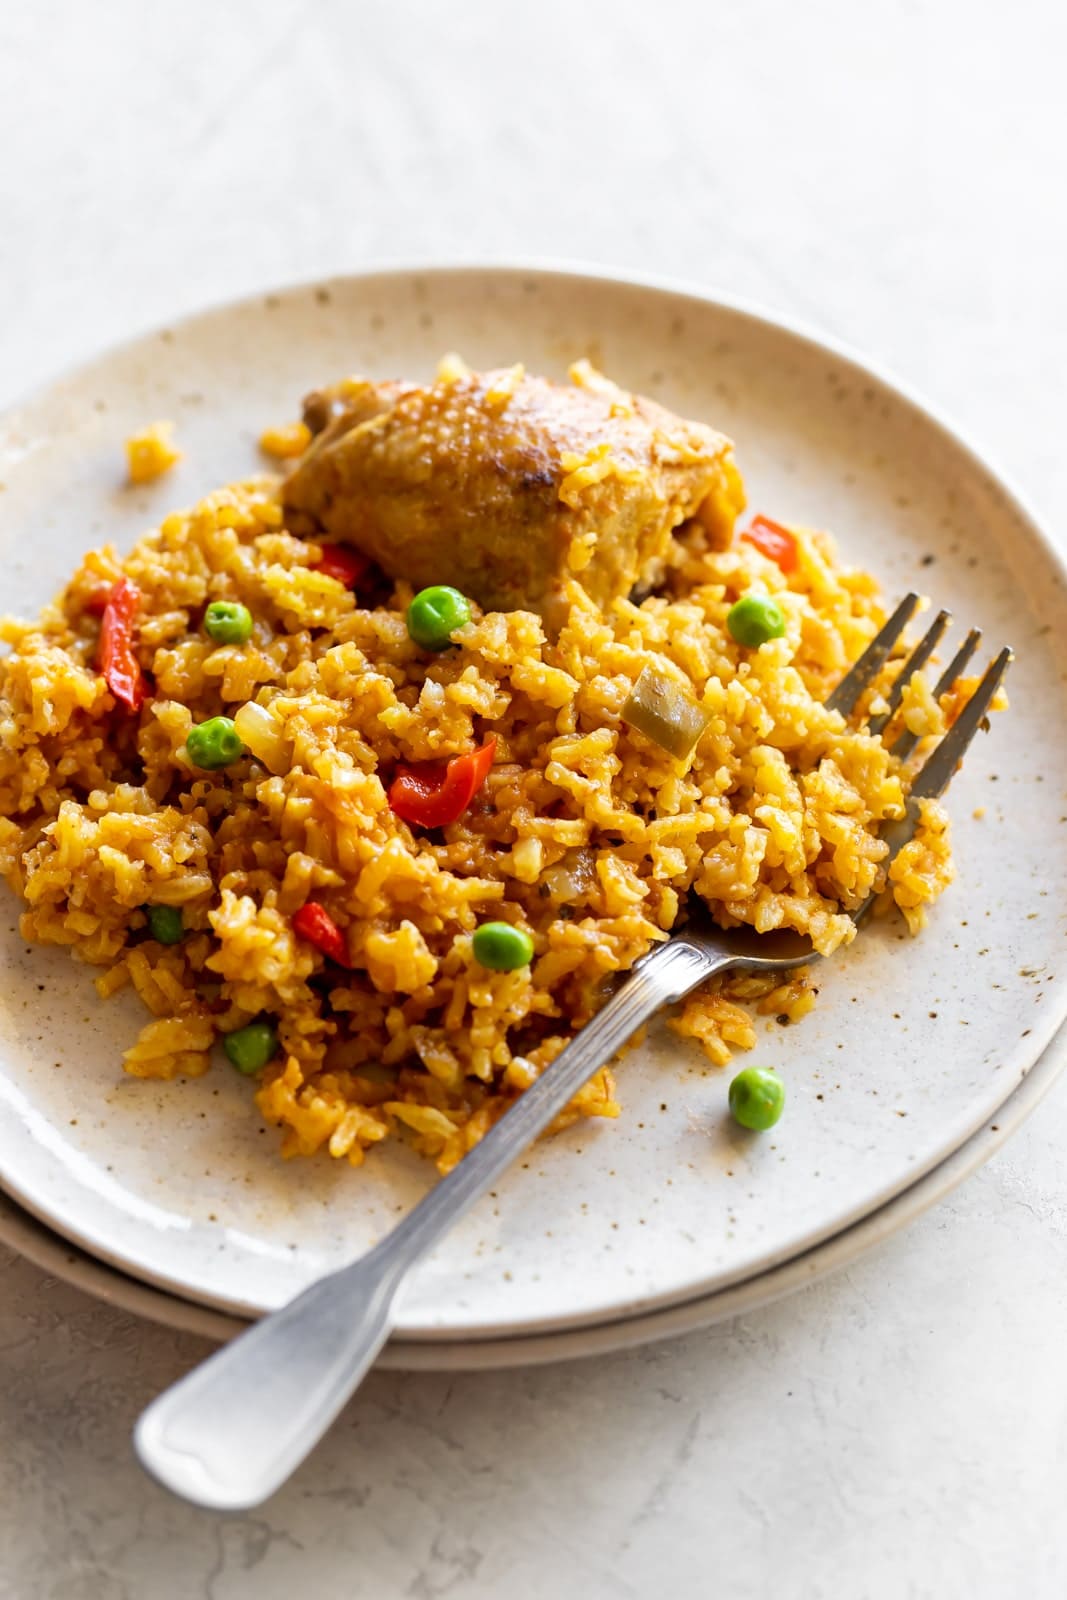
left=377, top=936, right=725, bottom=1274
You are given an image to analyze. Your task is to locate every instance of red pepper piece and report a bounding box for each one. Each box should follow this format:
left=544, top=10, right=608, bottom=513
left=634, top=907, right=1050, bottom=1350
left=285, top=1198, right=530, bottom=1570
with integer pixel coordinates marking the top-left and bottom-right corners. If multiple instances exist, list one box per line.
left=99, top=577, right=148, bottom=712
left=388, top=738, right=497, bottom=829
left=84, top=586, right=111, bottom=616
left=312, top=545, right=370, bottom=588
left=293, top=902, right=350, bottom=966
left=741, top=515, right=799, bottom=574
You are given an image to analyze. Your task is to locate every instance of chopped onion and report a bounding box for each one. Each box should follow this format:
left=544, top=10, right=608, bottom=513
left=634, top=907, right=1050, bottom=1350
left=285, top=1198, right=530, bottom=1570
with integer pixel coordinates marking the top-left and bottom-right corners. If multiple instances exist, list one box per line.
left=233, top=700, right=291, bottom=774
left=539, top=847, right=596, bottom=904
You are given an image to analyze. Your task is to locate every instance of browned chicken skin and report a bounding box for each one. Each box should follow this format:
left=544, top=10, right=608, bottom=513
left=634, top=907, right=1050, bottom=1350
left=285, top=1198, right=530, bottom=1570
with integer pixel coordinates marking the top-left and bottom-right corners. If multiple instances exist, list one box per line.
left=283, top=362, right=745, bottom=628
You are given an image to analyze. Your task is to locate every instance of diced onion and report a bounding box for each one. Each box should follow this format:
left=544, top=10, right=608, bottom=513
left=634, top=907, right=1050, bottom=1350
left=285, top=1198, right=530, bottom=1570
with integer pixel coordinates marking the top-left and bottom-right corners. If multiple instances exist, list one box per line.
left=233, top=701, right=291, bottom=774
left=539, top=847, right=596, bottom=904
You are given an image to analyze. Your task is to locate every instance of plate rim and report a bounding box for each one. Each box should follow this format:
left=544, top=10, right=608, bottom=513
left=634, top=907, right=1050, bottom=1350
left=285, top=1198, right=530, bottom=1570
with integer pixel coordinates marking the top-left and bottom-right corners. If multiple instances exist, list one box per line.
left=1, top=260, right=1065, bottom=1332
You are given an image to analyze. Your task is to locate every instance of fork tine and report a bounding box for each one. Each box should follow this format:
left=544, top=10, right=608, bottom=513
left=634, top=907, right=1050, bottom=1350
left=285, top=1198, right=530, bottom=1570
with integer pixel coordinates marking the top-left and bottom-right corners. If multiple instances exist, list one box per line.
left=824, top=592, right=920, bottom=717
left=908, top=646, right=1013, bottom=801
left=891, top=625, right=983, bottom=761
left=866, top=608, right=951, bottom=736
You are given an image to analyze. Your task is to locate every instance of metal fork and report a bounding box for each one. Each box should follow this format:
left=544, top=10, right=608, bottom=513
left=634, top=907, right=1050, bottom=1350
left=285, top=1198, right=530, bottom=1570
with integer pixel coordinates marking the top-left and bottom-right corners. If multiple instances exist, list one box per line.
left=134, top=597, right=1011, bottom=1510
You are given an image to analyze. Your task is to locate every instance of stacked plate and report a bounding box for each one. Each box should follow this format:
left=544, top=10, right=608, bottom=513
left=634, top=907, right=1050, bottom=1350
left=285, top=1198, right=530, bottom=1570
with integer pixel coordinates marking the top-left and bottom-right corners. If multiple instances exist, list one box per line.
left=2, top=267, right=1064, bottom=1367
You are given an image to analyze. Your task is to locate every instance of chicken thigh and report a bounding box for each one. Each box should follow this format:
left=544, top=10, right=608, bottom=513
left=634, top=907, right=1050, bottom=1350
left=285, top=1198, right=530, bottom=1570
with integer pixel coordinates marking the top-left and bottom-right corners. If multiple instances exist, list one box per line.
left=283, top=361, right=744, bottom=629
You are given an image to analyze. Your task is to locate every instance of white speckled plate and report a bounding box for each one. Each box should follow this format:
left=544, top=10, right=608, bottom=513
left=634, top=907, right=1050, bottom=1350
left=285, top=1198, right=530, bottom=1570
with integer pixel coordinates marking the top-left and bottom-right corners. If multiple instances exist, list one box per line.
left=1, top=266, right=1065, bottom=1339
left=4, top=1018, right=1065, bottom=1368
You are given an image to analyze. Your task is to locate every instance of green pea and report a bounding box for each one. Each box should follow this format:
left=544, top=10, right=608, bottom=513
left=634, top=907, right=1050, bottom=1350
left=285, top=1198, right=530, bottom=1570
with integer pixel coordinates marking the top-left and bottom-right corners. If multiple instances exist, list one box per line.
left=471, top=921, right=535, bottom=971
left=728, top=1066, right=786, bottom=1131
left=727, top=594, right=786, bottom=648
left=204, top=600, right=254, bottom=645
left=356, top=1063, right=397, bottom=1086
left=406, top=585, right=472, bottom=651
left=185, top=715, right=245, bottom=771
left=145, top=904, right=184, bottom=945
left=223, top=1018, right=279, bottom=1075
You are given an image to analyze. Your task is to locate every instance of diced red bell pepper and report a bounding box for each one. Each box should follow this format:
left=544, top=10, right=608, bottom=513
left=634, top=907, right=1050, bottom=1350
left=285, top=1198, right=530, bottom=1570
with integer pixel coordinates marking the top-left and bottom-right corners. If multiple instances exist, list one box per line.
left=312, top=545, right=370, bottom=588
left=388, top=738, right=497, bottom=830
left=99, top=577, right=148, bottom=712
left=293, top=902, right=350, bottom=966
left=741, top=515, right=799, bottom=574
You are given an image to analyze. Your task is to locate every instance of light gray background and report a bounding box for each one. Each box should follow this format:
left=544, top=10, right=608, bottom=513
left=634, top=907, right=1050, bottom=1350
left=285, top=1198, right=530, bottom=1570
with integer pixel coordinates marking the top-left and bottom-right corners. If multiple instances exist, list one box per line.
left=1, top=2, right=1065, bottom=1596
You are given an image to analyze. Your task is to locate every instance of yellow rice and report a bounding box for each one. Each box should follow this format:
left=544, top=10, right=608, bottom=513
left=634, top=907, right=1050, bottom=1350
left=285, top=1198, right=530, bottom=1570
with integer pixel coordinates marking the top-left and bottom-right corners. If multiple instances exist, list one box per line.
left=125, top=420, right=182, bottom=484
left=0, top=443, right=962, bottom=1173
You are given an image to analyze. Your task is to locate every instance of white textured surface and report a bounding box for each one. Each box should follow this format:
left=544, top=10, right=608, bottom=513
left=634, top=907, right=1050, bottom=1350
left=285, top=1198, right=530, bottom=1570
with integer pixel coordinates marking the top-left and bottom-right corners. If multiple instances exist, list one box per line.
left=0, top=1, right=1065, bottom=1596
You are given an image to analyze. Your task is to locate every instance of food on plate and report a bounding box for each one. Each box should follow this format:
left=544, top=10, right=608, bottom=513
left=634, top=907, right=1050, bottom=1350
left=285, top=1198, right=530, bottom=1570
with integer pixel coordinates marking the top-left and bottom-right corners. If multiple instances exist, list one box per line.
left=728, top=1066, right=786, bottom=1131
left=223, top=1017, right=279, bottom=1076
left=144, top=904, right=184, bottom=946
left=406, top=585, right=473, bottom=652
left=185, top=715, right=245, bottom=771
left=282, top=360, right=744, bottom=631
left=620, top=666, right=711, bottom=760
left=471, top=921, right=536, bottom=972
left=0, top=359, right=971, bottom=1174
left=726, top=593, right=787, bottom=647
left=125, top=421, right=181, bottom=484
left=259, top=420, right=312, bottom=461
left=203, top=600, right=254, bottom=645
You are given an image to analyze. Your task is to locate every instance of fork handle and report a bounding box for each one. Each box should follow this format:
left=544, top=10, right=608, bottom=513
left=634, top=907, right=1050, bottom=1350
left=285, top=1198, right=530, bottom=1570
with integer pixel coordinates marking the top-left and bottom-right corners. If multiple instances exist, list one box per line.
left=134, top=937, right=724, bottom=1510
